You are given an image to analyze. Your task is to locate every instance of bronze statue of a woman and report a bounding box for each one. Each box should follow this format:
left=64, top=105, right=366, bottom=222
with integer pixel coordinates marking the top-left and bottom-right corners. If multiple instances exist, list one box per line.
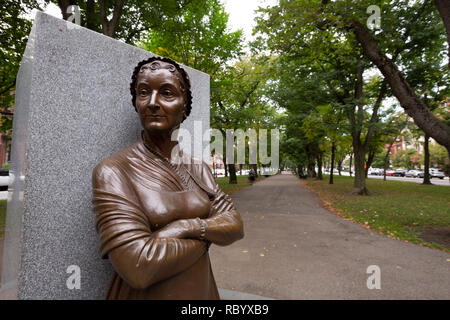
left=92, top=56, right=244, bottom=299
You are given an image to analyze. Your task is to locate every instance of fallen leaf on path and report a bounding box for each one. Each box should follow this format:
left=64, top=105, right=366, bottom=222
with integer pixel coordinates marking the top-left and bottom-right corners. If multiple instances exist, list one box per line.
left=242, top=250, right=248, bottom=253
left=396, top=265, right=402, bottom=269
left=260, top=253, right=265, bottom=257
left=447, top=259, right=450, bottom=262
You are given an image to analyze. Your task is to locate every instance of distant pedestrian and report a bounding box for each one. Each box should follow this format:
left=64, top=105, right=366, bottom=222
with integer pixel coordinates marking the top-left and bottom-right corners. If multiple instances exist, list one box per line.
left=249, top=168, right=256, bottom=182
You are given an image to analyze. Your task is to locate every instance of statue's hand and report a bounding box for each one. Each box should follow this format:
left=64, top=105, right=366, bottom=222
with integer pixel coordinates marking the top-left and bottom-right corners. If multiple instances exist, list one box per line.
left=152, top=219, right=199, bottom=239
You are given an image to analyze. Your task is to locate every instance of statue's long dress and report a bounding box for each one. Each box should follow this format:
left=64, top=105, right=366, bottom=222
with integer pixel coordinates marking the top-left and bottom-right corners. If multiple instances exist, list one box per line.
left=92, top=138, right=243, bottom=299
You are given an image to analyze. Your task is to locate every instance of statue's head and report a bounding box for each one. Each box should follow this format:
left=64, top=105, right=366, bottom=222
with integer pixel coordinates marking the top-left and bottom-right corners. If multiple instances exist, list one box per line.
left=130, top=56, right=192, bottom=133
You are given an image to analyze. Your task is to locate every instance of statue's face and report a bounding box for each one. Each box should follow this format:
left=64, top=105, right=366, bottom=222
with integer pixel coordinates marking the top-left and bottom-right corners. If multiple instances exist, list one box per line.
left=135, top=63, right=186, bottom=134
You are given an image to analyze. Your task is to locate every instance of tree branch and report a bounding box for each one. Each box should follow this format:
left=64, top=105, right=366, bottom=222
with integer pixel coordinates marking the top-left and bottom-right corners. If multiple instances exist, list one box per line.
left=98, top=0, right=124, bottom=37
left=0, top=82, right=16, bottom=96
left=239, top=80, right=260, bottom=108
left=98, top=0, right=108, bottom=35
left=110, top=0, right=125, bottom=37
left=351, top=20, right=450, bottom=151
left=355, top=62, right=364, bottom=136
left=435, top=0, right=450, bottom=68
left=364, top=80, right=387, bottom=148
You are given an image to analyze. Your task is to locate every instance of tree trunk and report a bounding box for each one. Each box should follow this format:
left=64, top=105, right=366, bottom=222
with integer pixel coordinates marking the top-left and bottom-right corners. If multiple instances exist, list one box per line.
left=422, top=133, right=432, bottom=185
left=349, top=153, right=353, bottom=177
left=316, top=153, right=323, bottom=180
left=98, top=0, right=125, bottom=38
left=447, top=151, right=450, bottom=184
left=365, top=150, right=375, bottom=178
left=251, top=164, right=258, bottom=178
left=351, top=21, right=450, bottom=154
left=353, top=148, right=369, bottom=195
left=223, top=155, right=228, bottom=177
left=307, top=153, right=316, bottom=178
left=384, top=136, right=396, bottom=181
left=57, top=0, right=76, bottom=20
left=329, top=142, right=336, bottom=184
left=435, top=0, right=450, bottom=68
left=337, top=156, right=344, bottom=176
left=228, top=164, right=237, bottom=184
left=349, top=63, right=369, bottom=195
left=86, top=0, right=97, bottom=30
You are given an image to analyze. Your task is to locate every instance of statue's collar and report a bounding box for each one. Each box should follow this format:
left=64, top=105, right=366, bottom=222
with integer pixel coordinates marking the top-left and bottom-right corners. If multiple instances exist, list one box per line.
left=140, top=130, right=185, bottom=164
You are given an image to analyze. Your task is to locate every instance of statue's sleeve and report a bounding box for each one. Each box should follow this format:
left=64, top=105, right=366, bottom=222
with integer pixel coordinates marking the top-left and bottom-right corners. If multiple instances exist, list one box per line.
left=92, top=161, right=207, bottom=290
left=198, top=162, right=244, bottom=246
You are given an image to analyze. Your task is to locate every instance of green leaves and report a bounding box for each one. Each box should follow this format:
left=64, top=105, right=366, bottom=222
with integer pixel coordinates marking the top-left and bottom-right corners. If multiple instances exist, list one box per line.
left=140, top=0, right=243, bottom=75
left=0, top=0, right=40, bottom=134
left=253, top=0, right=450, bottom=174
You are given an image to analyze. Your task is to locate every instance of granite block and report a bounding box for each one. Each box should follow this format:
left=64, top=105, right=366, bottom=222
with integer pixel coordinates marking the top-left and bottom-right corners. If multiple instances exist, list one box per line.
left=0, top=11, right=210, bottom=299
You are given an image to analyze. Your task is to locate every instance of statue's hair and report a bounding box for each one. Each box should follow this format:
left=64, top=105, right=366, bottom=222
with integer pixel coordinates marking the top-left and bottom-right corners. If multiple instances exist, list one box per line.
left=129, top=56, right=192, bottom=119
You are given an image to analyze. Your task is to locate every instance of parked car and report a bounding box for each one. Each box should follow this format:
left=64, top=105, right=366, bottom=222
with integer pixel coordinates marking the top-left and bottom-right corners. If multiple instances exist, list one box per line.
left=416, top=169, right=445, bottom=179
left=214, top=169, right=225, bottom=177
left=386, top=170, right=395, bottom=176
left=0, top=169, right=9, bottom=191
left=393, top=169, right=408, bottom=177
left=237, top=169, right=249, bottom=176
left=405, top=170, right=420, bottom=178
left=430, top=168, right=445, bottom=179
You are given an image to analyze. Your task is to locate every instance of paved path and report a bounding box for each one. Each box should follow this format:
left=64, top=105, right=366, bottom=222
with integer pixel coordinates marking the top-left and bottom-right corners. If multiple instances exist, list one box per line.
left=209, top=173, right=450, bottom=299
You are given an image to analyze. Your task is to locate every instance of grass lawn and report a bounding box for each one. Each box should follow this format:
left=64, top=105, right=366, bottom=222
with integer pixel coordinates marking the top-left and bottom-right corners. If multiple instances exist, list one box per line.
left=0, top=200, right=6, bottom=238
left=303, top=175, right=450, bottom=252
left=215, top=174, right=264, bottom=195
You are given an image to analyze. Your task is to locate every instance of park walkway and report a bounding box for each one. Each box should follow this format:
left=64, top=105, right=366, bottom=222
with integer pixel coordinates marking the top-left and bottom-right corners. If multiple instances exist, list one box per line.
left=209, top=173, right=450, bottom=299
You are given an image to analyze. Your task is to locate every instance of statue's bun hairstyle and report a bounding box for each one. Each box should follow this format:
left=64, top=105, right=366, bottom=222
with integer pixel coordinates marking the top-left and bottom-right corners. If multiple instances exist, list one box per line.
left=130, top=56, right=192, bottom=120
